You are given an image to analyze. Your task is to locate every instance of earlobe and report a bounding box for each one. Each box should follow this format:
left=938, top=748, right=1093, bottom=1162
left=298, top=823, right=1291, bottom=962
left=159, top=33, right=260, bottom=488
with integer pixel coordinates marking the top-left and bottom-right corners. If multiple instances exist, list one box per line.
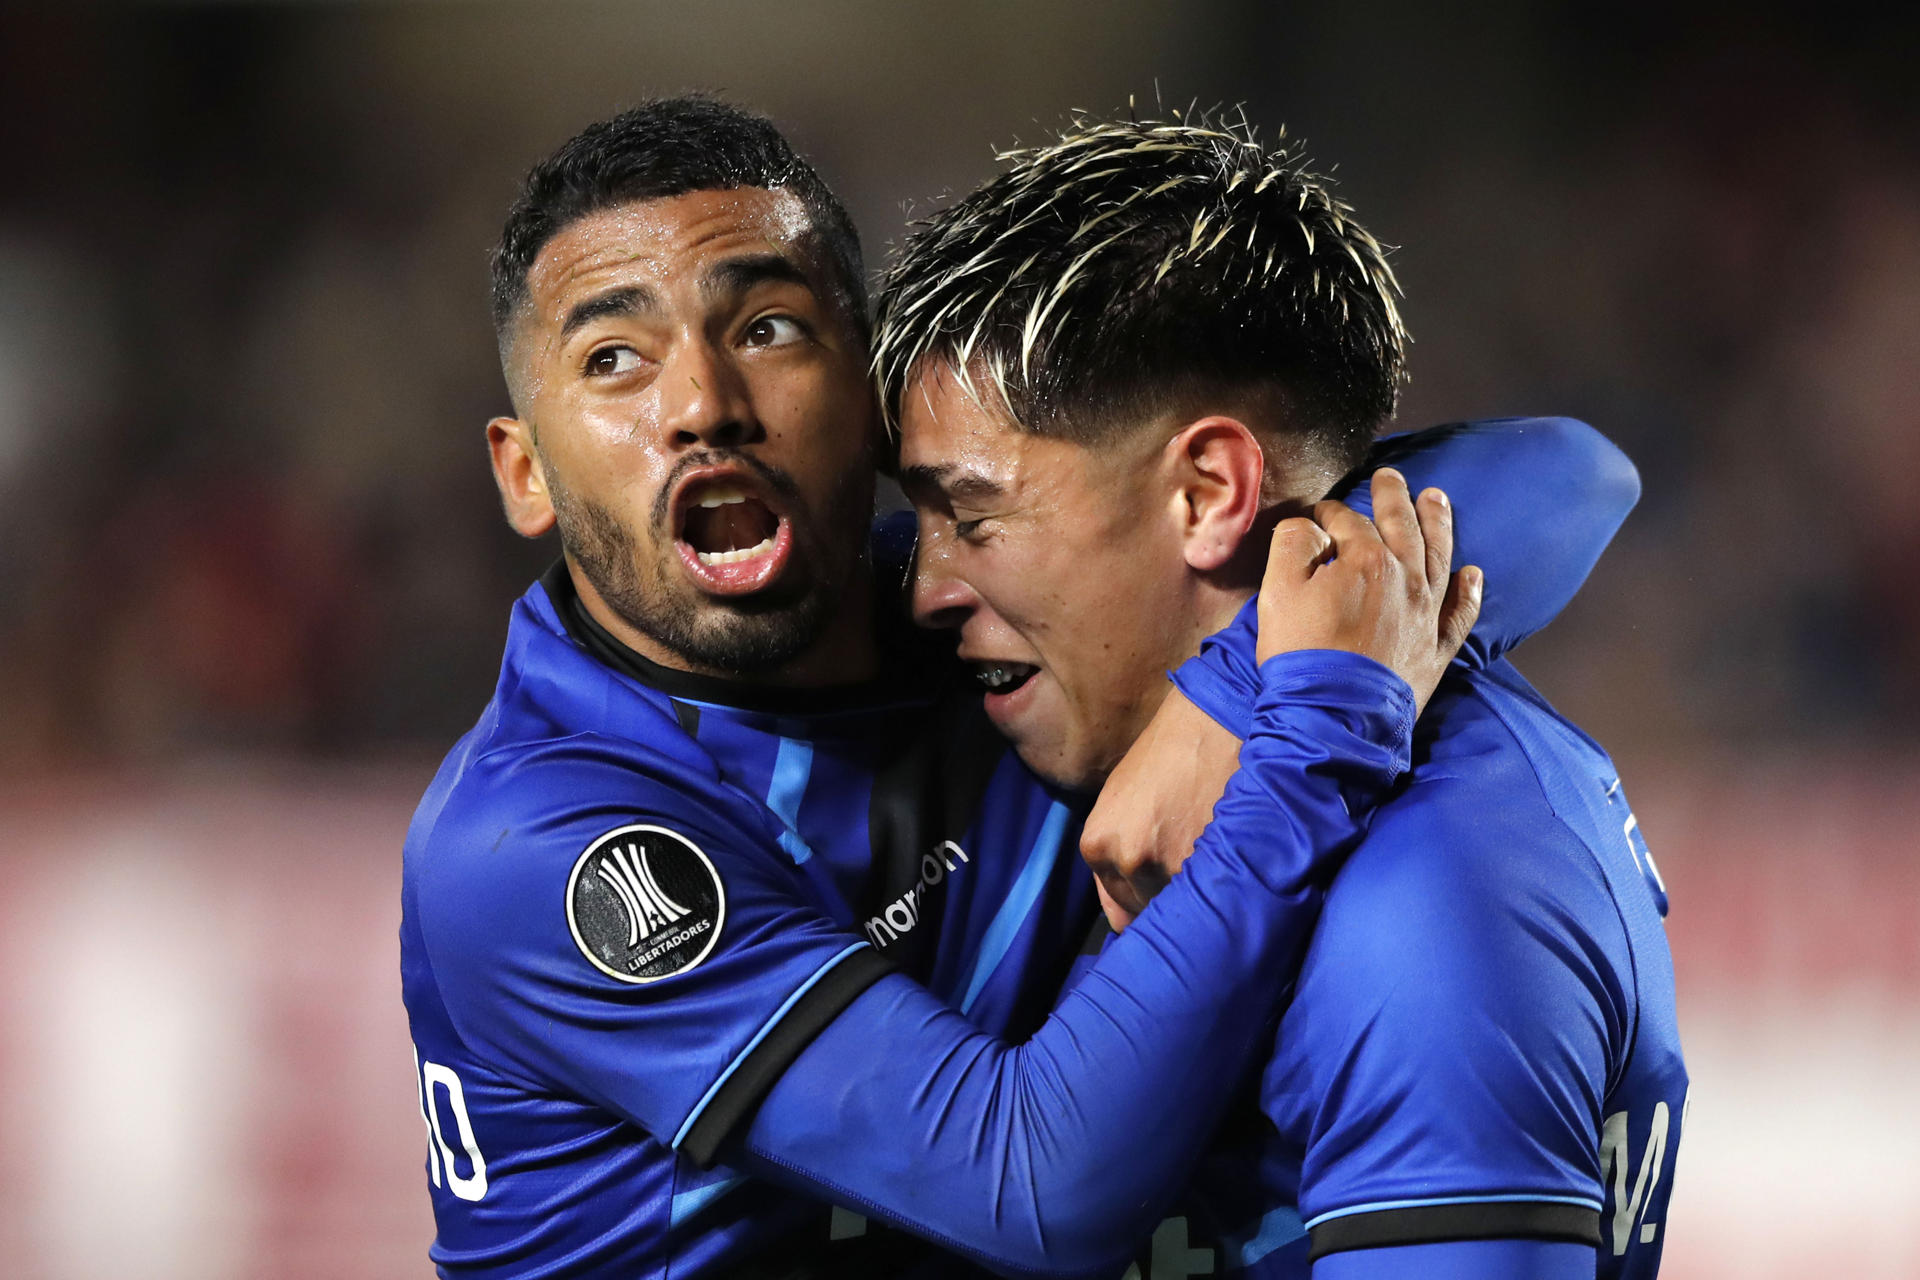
left=487, top=416, right=556, bottom=538
left=1169, top=418, right=1265, bottom=573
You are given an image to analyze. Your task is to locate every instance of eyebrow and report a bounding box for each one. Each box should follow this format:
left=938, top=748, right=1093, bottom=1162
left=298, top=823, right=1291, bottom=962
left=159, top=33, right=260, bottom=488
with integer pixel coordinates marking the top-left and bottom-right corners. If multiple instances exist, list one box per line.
left=560, top=285, right=656, bottom=337
left=898, top=463, right=1005, bottom=504
left=702, top=252, right=815, bottom=304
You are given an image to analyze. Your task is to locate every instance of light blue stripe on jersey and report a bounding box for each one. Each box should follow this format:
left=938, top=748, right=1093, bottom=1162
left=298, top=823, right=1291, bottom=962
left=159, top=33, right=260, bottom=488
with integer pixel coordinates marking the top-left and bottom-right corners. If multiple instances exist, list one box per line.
left=958, top=799, right=1072, bottom=1014
left=1221, top=1204, right=1305, bottom=1268
left=764, top=736, right=817, bottom=865
left=673, top=942, right=869, bottom=1148
left=1305, top=1192, right=1602, bottom=1230
left=669, top=1172, right=746, bottom=1227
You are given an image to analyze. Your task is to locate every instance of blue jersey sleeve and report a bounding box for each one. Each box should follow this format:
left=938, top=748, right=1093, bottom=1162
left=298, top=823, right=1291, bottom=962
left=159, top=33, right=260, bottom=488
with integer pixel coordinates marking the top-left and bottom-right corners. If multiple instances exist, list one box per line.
left=728, top=652, right=1417, bottom=1277
left=1172, top=417, right=1638, bottom=738
left=1267, top=756, right=1629, bottom=1262
left=413, top=732, right=896, bottom=1153
left=1347, top=417, right=1640, bottom=667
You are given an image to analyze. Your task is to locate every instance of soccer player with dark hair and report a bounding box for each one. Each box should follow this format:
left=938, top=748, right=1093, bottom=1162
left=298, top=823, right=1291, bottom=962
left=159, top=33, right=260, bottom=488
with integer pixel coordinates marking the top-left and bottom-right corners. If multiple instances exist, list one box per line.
left=402, top=96, right=1641, bottom=1277
left=878, top=112, right=1685, bottom=1279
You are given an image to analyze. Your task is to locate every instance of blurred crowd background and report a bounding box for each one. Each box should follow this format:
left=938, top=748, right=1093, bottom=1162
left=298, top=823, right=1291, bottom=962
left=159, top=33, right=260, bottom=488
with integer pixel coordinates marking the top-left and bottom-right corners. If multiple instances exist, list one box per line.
left=0, top=3, right=1914, bottom=1278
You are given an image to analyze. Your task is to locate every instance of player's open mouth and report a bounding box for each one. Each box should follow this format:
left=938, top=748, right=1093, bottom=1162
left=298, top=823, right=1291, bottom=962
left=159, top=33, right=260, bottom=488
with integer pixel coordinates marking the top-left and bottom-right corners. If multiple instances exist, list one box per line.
left=672, top=471, right=794, bottom=596
left=972, top=661, right=1038, bottom=694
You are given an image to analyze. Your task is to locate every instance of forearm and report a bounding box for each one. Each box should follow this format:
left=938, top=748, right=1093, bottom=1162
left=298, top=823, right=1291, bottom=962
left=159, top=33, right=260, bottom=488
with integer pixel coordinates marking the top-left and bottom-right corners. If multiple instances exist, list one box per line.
left=738, top=654, right=1415, bottom=1276
left=1349, top=417, right=1639, bottom=665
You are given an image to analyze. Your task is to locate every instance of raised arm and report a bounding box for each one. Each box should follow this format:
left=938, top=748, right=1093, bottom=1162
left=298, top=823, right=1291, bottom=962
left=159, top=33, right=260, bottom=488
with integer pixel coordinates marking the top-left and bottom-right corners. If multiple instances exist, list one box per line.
left=1347, top=416, right=1639, bottom=667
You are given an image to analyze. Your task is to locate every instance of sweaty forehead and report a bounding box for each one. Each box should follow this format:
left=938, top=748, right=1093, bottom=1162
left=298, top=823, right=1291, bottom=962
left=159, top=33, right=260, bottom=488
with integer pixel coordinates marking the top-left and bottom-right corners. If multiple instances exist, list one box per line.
left=899, top=364, right=1170, bottom=523
left=899, top=367, right=1020, bottom=467
left=898, top=364, right=1100, bottom=508
left=523, top=188, right=819, bottom=323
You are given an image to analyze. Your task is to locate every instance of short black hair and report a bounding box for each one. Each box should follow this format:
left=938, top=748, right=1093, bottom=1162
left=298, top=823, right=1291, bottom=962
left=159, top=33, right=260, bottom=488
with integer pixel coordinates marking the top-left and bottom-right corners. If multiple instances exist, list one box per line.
left=490, top=96, right=865, bottom=345
left=873, top=110, right=1406, bottom=471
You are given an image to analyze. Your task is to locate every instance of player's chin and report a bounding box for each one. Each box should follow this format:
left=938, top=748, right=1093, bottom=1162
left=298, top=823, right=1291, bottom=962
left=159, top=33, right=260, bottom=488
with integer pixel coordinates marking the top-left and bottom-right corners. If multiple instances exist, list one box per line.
left=995, top=680, right=1100, bottom=791
left=670, top=590, right=832, bottom=674
left=981, top=661, right=1045, bottom=732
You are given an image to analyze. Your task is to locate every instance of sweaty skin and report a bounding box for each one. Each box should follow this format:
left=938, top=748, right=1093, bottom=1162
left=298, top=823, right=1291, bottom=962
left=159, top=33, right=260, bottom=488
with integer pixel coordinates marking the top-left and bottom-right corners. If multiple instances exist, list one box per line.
left=488, top=190, right=880, bottom=688
left=901, top=364, right=1286, bottom=787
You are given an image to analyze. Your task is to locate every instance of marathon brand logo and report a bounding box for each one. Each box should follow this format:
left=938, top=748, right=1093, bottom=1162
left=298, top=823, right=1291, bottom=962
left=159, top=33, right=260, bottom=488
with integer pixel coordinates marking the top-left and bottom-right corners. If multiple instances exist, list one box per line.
left=567, top=825, right=724, bottom=983
left=864, top=840, right=970, bottom=951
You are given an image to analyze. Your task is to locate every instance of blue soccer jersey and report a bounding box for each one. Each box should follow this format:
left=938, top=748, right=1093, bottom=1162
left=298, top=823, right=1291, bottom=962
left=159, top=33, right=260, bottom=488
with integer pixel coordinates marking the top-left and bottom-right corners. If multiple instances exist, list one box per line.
left=1160, top=595, right=1686, bottom=1276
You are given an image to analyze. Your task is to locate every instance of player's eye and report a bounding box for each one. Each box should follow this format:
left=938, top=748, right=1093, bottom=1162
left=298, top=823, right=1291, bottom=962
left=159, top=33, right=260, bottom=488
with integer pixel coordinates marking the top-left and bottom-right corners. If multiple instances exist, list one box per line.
left=954, top=517, right=992, bottom=544
left=585, top=345, right=644, bottom=376
left=742, top=315, right=807, bottom=349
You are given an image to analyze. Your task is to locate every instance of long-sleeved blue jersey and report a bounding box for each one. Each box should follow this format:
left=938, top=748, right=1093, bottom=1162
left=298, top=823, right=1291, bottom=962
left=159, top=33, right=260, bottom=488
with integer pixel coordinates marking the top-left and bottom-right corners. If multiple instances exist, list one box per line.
left=399, top=417, right=1638, bottom=1278
left=1157, top=444, right=1684, bottom=1279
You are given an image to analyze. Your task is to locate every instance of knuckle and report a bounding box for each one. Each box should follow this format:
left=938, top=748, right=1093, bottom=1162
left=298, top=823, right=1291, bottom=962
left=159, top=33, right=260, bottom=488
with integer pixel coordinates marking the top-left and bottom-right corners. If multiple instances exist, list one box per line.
left=1349, top=540, right=1390, bottom=577
left=1078, top=826, right=1113, bottom=867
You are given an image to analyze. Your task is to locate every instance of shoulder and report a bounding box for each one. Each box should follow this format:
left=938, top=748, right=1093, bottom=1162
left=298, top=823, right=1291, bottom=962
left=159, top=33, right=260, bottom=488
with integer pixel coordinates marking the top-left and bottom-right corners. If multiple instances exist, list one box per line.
left=1270, top=673, right=1641, bottom=1242
left=1289, top=676, right=1635, bottom=1080
left=422, top=723, right=750, bottom=850
left=1327, top=673, right=1621, bottom=941
left=1323, top=780, right=1588, bottom=960
left=406, top=727, right=783, bottom=953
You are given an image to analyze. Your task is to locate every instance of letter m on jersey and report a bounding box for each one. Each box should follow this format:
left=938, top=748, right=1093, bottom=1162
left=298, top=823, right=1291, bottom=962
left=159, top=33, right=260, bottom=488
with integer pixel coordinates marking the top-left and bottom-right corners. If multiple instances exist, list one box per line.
left=595, top=840, right=691, bottom=945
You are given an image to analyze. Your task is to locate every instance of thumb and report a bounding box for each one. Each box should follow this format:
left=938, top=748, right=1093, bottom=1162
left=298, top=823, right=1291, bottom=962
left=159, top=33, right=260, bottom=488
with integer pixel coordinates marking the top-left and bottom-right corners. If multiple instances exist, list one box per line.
left=1437, top=565, right=1484, bottom=657
left=1094, top=874, right=1142, bottom=933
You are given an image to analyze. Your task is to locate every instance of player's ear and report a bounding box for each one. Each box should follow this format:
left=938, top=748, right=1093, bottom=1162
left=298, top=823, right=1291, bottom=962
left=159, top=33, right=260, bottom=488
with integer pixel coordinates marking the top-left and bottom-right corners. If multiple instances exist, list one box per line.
left=488, top=416, right=557, bottom=538
left=1163, top=417, right=1265, bottom=573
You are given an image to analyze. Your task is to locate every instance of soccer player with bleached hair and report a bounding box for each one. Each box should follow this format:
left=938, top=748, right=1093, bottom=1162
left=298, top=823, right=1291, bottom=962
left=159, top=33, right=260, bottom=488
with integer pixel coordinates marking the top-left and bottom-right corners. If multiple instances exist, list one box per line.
left=402, top=96, right=1646, bottom=1278
left=877, top=110, right=1685, bottom=1278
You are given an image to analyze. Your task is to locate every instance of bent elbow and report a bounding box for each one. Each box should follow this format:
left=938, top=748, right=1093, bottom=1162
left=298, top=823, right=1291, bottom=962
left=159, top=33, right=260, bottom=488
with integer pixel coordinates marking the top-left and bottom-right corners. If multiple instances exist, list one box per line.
left=1539, top=416, right=1642, bottom=520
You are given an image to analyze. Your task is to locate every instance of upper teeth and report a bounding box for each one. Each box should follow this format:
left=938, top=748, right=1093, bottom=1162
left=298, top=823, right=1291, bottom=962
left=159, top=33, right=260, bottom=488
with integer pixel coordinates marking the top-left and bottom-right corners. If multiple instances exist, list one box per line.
left=697, top=535, right=775, bottom=566
left=977, top=663, right=1033, bottom=691
left=696, top=485, right=749, bottom=508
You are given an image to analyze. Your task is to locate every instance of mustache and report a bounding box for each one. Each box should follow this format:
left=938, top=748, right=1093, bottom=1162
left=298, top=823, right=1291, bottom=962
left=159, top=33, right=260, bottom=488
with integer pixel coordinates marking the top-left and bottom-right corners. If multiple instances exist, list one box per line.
left=651, top=449, right=806, bottom=533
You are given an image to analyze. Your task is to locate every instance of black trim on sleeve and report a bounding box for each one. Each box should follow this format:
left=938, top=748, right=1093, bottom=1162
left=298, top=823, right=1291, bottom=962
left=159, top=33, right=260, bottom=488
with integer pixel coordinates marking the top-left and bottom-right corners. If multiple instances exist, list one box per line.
left=1307, top=1201, right=1602, bottom=1260
left=679, top=946, right=895, bottom=1168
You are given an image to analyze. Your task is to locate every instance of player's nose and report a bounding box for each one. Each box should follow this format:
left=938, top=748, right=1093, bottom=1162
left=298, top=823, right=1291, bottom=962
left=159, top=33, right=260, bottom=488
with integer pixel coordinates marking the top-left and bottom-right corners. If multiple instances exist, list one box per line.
left=910, top=536, right=980, bottom=631
left=657, top=338, right=760, bottom=451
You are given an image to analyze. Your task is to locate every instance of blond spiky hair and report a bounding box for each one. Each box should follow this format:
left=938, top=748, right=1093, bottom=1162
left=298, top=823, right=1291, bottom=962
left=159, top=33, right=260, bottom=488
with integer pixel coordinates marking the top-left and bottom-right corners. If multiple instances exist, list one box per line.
left=873, top=108, right=1408, bottom=464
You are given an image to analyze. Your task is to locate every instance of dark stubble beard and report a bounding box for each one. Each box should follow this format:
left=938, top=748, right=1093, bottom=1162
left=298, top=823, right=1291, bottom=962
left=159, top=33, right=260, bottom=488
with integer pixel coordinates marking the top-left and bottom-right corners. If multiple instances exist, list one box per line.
left=546, top=451, right=869, bottom=676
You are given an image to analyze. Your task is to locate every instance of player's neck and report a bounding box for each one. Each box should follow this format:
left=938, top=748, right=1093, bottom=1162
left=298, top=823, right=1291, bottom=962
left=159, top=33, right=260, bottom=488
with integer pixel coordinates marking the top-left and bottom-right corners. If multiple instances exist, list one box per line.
left=1173, top=578, right=1259, bottom=670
